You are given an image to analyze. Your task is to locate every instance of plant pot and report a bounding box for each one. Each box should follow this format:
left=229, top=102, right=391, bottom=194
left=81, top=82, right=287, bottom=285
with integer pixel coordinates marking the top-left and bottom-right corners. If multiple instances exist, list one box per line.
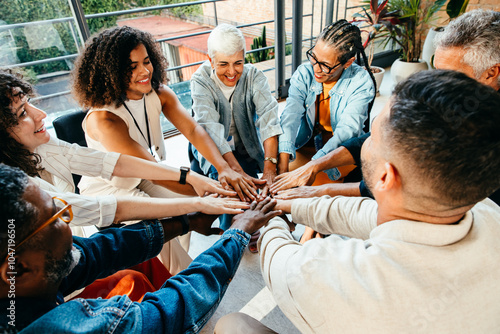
left=370, top=66, right=385, bottom=95
left=422, top=27, right=444, bottom=68
left=391, top=59, right=429, bottom=83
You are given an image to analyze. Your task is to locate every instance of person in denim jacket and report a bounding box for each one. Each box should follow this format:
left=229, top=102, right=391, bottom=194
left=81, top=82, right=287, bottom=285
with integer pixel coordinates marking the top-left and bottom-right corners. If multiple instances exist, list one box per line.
left=276, top=20, right=376, bottom=183
left=190, top=24, right=282, bottom=235
left=0, top=164, right=281, bottom=333
left=190, top=24, right=282, bottom=199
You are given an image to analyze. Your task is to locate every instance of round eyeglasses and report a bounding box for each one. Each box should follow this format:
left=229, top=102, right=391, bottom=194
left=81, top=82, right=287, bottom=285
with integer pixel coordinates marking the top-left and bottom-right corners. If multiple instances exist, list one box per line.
left=306, top=46, right=342, bottom=74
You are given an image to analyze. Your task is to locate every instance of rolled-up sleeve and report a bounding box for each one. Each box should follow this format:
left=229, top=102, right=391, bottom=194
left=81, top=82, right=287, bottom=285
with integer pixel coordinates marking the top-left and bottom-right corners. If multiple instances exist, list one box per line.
left=37, top=137, right=120, bottom=181
left=31, top=176, right=117, bottom=227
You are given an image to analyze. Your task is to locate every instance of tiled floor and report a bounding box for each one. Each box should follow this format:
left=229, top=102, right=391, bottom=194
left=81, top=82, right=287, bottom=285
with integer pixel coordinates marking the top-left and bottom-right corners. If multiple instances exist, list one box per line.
left=164, top=67, right=394, bottom=333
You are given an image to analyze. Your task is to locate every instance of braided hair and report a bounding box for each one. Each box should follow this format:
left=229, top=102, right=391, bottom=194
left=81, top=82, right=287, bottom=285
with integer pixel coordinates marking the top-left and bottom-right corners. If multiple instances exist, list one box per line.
left=318, top=19, right=377, bottom=130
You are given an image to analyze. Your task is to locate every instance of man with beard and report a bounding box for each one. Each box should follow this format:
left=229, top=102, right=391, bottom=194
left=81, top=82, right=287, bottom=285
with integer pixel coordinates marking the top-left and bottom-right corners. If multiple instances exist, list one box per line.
left=217, top=70, right=500, bottom=333
left=0, top=164, right=280, bottom=333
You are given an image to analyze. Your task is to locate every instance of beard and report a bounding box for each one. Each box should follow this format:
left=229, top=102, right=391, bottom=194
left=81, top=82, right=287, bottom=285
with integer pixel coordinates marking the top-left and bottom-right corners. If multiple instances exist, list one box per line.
left=361, top=154, right=375, bottom=196
left=45, top=247, right=82, bottom=284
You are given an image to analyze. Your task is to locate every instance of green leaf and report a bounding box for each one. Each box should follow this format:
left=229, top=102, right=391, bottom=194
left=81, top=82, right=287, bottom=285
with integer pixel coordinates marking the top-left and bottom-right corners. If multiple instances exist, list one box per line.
left=446, top=0, right=469, bottom=20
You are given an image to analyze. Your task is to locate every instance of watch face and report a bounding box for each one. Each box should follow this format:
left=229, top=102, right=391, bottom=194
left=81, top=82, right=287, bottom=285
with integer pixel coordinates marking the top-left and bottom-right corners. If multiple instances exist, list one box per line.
left=181, top=166, right=190, bottom=172
left=265, top=157, right=277, bottom=164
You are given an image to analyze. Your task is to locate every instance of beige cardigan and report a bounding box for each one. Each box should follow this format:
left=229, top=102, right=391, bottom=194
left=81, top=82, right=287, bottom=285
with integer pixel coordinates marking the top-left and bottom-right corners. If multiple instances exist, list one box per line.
left=260, top=196, right=500, bottom=333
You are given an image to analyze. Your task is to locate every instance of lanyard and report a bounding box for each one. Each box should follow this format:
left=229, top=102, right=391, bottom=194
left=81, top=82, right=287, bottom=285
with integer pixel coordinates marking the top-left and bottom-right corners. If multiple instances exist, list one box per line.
left=122, top=97, right=154, bottom=156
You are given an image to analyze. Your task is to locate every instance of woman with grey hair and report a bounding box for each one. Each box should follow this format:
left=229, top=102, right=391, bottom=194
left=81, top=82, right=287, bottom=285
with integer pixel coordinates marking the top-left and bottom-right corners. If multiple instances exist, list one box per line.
left=189, top=24, right=282, bottom=239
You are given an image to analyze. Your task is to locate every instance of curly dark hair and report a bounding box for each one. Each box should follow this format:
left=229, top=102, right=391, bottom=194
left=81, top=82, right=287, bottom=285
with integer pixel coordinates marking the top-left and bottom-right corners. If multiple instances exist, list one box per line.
left=72, top=26, right=167, bottom=109
left=0, top=70, right=43, bottom=176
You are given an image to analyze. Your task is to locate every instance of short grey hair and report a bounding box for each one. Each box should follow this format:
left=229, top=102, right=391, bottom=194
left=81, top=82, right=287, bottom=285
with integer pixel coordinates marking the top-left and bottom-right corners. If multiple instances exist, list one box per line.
left=207, top=23, right=246, bottom=59
left=435, top=9, right=500, bottom=83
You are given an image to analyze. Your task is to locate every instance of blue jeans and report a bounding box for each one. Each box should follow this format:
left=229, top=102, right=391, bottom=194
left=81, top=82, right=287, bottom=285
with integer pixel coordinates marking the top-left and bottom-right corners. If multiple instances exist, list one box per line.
left=189, top=143, right=261, bottom=230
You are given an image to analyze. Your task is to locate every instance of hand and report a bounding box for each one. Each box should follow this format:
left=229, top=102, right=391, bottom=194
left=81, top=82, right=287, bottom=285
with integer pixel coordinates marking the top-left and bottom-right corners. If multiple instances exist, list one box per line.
left=188, top=213, right=222, bottom=236
left=274, top=199, right=293, bottom=214
left=258, top=169, right=277, bottom=199
left=218, top=168, right=265, bottom=202
left=188, top=172, right=237, bottom=197
left=198, top=194, right=250, bottom=215
left=270, top=162, right=317, bottom=195
left=274, top=185, right=328, bottom=200
left=230, top=197, right=281, bottom=234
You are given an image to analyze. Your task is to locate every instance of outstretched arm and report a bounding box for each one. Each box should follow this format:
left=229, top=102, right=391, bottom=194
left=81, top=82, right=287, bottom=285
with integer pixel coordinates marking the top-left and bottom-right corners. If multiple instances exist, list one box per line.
left=139, top=198, right=281, bottom=333
left=271, top=145, right=356, bottom=194
left=84, top=108, right=198, bottom=196
left=274, top=182, right=361, bottom=200
left=159, top=85, right=260, bottom=201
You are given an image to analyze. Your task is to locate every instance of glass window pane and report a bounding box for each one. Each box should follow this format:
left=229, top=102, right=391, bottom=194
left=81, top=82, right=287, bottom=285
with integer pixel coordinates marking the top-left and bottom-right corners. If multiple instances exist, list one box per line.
left=1, top=1, right=82, bottom=131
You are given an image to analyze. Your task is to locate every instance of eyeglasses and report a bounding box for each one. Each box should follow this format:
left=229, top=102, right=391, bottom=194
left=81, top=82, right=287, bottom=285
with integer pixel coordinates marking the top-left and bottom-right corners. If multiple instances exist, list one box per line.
left=4, top=197, right=73, bottom=262
left=306, top=46, right=342, bottom=74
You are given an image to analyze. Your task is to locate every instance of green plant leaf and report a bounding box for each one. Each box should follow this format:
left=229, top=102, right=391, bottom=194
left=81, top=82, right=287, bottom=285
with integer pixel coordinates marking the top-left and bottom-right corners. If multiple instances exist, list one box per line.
left=446, top=0, right=469, bottom=20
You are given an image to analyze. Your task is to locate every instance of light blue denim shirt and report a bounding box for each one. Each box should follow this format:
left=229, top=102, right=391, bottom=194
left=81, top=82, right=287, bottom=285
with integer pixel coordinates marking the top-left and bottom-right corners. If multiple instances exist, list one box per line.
left=279, top=62, right=375, bottom=163
left=190, top=61, right=282, bottom=174
left=0, top=221, right=250, bottom=334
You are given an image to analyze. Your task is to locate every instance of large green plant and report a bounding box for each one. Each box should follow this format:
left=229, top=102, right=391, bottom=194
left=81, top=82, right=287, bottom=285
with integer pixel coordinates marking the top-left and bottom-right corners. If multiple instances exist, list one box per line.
left=384, top=0, right=446, bottom=62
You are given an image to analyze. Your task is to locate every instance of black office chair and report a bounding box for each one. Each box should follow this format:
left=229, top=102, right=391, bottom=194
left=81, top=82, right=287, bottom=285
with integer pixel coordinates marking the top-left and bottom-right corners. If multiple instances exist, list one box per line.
left=52, top=110, right=88, bottom=192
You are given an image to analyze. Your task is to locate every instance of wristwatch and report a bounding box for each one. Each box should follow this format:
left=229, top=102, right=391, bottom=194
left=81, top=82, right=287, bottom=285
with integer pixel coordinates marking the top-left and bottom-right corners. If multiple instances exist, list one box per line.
left=264, top=156, right=278, bottom=164
left=178, top=214, right=189, bottom=235
left=179, top=166, right=190, bottom=185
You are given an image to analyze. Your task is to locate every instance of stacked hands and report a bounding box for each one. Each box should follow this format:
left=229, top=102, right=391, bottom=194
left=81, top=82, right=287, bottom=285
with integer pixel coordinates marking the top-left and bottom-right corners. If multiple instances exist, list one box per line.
left=192, top=166, right=304, bottom=236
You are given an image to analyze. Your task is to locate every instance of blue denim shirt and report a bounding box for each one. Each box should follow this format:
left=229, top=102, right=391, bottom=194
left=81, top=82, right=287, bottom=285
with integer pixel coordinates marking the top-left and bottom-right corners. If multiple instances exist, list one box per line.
left=0, top=221, right=250, bottom=333
left=279, top=63, right=375, bottom=179
left=190, top=61, right=282, bottom=174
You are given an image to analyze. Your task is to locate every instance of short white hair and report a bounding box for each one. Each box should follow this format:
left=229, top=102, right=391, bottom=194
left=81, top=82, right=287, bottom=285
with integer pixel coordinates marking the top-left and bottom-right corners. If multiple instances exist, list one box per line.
left=207, top=24, right=245, bottom=59
left=435, top=9, right=500, bottom=83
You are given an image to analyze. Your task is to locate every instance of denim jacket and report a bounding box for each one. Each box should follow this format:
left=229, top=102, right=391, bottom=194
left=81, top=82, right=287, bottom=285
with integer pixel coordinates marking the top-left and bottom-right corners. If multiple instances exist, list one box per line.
left=279, top=63, right=375, bottom=178
left=190, top=61, right=282, bottom=174
left=0, top=221, right=250, bottom=334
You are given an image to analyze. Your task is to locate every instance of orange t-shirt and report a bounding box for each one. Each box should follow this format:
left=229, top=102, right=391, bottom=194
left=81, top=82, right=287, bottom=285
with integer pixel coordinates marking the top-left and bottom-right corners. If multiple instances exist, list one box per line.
left=317, top=80, right=337, bottom=133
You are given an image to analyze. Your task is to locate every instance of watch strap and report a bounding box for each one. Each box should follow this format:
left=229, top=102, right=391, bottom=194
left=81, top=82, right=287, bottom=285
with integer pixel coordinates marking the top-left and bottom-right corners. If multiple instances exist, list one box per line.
left=179, top=166, right=189, bottom=185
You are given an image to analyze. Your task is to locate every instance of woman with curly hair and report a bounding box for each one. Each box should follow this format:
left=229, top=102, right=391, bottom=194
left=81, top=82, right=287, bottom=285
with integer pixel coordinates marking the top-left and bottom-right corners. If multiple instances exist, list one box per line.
left=72, top=25, right=261, bottom=202
left=0, top=70, right=41, bottom=176
left=0, top=69, right=248, bottom=275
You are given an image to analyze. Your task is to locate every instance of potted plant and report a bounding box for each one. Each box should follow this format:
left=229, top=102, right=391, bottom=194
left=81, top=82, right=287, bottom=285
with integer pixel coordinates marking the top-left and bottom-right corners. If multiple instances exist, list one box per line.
left=353, top=0, right=399, bottom=93
left=381, top=0, right=446, bottom=82
left=422, top=0, right=469, bottom=67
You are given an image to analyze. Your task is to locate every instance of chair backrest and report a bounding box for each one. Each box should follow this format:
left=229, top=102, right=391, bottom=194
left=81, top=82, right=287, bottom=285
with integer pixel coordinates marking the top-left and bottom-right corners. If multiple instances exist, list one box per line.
left=52, top=111, right=87, bottom=192
left=52, top=111, right=87, bottom=147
